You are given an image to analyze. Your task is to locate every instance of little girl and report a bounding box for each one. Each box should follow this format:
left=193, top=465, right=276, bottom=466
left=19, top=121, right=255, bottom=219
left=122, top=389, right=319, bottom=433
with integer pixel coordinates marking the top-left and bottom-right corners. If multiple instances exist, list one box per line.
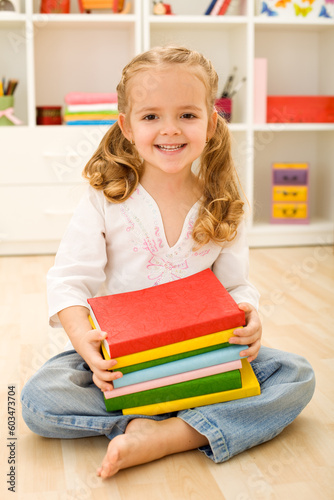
left=21, top=46, right=315, bottom=479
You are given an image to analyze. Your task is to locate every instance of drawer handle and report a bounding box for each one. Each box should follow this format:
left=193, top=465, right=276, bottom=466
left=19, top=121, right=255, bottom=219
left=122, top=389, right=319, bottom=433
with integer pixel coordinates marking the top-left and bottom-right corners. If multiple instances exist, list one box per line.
left=283, top=175, right=298, bottom=181
left=282, top=208, right=298, bottom=217
left=277, top=190, right=298, bottom=197
left=44, top=209, right=74, bottom=216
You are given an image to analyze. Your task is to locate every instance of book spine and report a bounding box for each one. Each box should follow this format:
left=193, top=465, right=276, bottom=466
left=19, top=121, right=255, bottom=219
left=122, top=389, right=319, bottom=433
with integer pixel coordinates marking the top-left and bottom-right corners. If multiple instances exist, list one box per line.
left=122, top=381, right=258, bottom=415
left=105, top=369, right=242, bottom=411
left=253, top=58, right=267, bottom=124
left=119, top=342, right=230, bottom=375
left=108, top=327, right=241, bottom=369
left=218, top=0, right=233, bottom=15
left=204, top=0, right=218, bottom=15
left=211, top=0, right=225, bottom=15
left=122, top=359, right=261, bottom=415
left=113, top=344, right=248, bottom=389
left=104, top=359, right=242, bottom=399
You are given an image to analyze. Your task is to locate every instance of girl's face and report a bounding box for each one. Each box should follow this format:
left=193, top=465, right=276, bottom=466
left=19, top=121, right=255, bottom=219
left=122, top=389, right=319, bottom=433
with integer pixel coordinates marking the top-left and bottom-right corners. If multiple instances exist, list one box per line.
left=118, top=66, right=217, bottom=180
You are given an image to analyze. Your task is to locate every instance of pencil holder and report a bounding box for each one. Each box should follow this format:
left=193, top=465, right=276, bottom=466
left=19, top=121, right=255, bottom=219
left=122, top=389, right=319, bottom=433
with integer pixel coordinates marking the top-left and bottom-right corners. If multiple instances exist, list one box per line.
left=0, top=96, right=22, bottom=126
left=215, top=98, right=232, bottom=123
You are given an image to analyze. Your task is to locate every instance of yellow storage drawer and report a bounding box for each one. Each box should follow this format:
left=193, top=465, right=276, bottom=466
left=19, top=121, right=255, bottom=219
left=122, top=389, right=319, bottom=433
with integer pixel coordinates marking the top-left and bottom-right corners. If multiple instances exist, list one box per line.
left=272, top=186, right=308, bottom=202
left=272, top=203, right=308, bottom=219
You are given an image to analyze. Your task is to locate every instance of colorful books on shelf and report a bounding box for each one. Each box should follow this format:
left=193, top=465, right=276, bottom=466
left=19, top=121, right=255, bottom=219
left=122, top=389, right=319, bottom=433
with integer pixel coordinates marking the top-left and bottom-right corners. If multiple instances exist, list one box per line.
left=88, top=269, right=261, bottom=415
left=204, top=0, right=234, bottom=15
left=64, top=92, right=118, bottom=125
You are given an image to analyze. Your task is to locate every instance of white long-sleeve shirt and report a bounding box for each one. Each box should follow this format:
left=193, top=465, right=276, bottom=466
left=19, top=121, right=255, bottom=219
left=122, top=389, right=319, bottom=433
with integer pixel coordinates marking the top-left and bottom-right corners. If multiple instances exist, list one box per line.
left=47, top=184, right=260, bottom=328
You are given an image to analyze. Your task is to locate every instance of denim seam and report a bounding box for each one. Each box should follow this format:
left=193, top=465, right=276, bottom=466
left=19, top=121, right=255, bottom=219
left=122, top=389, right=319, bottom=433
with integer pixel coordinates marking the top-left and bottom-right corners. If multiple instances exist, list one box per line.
left=178, top=409, right=230, bottom=463
left=21, top=398, right=115, bottom=433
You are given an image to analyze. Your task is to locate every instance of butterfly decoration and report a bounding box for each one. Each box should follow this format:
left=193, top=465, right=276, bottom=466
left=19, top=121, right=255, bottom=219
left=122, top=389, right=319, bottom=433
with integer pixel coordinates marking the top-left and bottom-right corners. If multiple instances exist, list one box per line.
left=293, top=3, right=312, bottom=16
left=319, top=5, right=332, bottom=17
left=325, top=0, right=334, bottom=4
left=275, top=0, right=291, bottom=7
left=301, top=0, right=315, bottom=4
left=261, top=1, right=279, bottom=15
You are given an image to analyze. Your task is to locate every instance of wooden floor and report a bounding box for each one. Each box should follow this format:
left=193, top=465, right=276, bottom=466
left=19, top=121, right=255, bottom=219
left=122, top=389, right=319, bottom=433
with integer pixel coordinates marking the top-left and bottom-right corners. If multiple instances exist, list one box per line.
left=0, top=246, right=333, bottom=500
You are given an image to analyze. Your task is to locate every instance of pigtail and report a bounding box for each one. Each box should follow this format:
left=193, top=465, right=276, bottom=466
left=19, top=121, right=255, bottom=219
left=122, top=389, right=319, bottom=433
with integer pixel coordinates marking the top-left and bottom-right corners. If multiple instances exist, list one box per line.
left=82, top=122, right=143, bottom=203
left=192, top=115, right=244, bottom=248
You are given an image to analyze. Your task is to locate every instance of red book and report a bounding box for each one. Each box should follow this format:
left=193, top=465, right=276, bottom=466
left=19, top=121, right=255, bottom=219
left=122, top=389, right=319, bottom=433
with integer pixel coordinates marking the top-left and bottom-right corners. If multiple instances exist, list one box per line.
left=218, top=0, right=232, bottom=15
left=87, top=269, right=245, bottom=358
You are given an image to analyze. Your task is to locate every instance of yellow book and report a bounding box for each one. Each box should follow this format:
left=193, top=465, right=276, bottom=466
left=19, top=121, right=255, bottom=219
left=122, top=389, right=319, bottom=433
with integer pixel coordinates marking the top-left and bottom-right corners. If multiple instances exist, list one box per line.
left=122, top=358, right=260, bottom=416
left=64, top=113, right=118, bottom=121
left=89, top=315, right=241, bottom=369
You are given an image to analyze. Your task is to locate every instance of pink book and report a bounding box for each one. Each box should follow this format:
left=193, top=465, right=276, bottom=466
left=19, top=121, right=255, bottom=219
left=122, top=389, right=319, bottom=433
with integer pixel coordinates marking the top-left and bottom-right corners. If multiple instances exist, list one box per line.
left=254, top=58, right=267, bottom=124
left=65, top=92, right=118, bottom=105
left=210, top=0, right=225, bottom=15
left=104, top=359, right=242, bottom=399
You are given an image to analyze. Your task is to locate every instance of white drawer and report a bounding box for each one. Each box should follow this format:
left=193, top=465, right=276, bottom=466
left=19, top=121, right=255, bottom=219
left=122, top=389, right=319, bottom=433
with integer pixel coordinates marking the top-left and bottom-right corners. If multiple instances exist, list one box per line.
left=0, top=184, right=86, bottom=243
left=0, top=126, right=109, bottom=185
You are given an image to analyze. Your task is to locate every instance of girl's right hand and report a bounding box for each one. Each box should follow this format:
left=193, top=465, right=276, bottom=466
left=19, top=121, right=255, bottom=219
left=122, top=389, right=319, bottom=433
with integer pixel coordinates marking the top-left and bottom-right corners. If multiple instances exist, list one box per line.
left=77, top=329, right=123, bottom=392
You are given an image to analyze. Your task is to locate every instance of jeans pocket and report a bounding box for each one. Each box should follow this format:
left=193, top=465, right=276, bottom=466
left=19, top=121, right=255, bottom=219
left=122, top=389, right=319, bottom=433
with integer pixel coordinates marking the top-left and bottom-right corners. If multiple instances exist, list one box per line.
left=251, top=358, right=281, bottom=384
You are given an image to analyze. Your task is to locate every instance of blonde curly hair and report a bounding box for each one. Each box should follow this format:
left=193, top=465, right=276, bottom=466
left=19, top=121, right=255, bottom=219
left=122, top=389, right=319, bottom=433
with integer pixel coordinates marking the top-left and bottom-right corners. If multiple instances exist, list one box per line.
left=83, top=45, right=244, bottom=248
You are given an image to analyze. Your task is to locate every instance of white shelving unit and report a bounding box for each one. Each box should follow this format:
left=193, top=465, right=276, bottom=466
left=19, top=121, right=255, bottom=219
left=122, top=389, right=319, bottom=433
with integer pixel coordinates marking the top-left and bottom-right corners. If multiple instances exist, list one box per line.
left=0, top=0, right=333, bottom=255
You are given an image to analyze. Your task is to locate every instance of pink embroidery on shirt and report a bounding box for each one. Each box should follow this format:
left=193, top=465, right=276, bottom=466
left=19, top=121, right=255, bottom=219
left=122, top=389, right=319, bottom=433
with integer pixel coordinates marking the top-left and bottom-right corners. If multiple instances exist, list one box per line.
left=147, top=256, right=189, bottom=285
left=193, top=249, right=211, bottom=257
left=154, top=226, right=164, bottom=248
left=120, top=206, right=134, bottom=232
left=143, top=237, right=158, bottom=254
left=185, top=218, right=194, bottom=240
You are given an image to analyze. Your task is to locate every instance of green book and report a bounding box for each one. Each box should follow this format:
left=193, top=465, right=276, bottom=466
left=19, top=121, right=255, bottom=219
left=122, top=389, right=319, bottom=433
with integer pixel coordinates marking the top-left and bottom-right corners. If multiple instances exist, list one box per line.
left=119, top=342, right=230, bottom=374
left=104, top=369, right=242, bottom=412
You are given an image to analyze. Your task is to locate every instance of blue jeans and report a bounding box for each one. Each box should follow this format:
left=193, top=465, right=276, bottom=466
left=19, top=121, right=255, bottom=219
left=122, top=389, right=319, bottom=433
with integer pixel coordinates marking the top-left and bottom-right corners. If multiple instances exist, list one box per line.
left=20, top=346, right=315, bottom=463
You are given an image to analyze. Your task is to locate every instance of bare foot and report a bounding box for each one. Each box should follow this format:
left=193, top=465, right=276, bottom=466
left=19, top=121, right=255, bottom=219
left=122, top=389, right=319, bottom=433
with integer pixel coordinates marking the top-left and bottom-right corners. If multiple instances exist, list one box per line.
left=97, top=417, right=208, bottom=479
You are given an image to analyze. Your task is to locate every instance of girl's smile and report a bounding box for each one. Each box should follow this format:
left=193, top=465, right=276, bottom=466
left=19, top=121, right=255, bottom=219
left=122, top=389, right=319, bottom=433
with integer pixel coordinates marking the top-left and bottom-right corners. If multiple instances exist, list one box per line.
left=154, top=143, right=186, bottom=152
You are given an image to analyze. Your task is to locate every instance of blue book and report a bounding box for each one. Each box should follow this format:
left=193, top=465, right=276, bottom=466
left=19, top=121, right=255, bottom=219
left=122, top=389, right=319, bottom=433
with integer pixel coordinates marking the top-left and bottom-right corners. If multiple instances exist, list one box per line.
left=66, top=120, right=117, bottom=126
left=204, top=0, right=218, bottom=15
left=113, top=344, right=248, bottom=389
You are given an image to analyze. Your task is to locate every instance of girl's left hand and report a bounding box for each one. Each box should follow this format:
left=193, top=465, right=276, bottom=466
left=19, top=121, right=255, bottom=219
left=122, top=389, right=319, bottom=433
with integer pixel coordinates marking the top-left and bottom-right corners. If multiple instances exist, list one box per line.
left=229, top=302, right=262, bottom=362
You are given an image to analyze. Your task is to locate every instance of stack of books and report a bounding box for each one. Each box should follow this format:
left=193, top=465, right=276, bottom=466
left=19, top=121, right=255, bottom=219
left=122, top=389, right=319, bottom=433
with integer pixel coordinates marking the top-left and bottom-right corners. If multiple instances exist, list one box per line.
left=88, top=269, right=260, bottom=416
left=63, top=92, right=118, bottom=126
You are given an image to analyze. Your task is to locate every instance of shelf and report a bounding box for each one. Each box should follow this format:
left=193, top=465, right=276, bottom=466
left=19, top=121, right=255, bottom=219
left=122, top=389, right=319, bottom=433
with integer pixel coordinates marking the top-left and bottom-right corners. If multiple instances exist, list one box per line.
left=149, top=15, right=247, bottom=25
left=0, top=13, right=26, bottom=27
left=254, top=17, right=334, bottom=31
left=249, top=219, right=334, bottom=247
left=31, top=13, right=136, bottom=28
left=253, top=124, right=334, bottom=132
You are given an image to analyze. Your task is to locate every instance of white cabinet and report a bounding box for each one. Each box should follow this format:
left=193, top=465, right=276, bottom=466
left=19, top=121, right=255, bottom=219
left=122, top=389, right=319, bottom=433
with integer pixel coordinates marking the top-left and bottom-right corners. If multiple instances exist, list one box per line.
left=0, top=0, right=333, bottom=254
